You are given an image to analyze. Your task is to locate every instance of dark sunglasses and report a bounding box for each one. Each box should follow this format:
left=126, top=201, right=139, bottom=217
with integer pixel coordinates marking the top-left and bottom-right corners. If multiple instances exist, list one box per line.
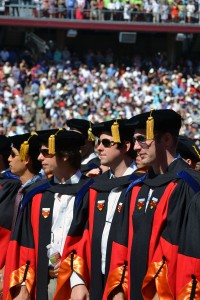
left=10, top=150, right=20, bottom=158
left=39, top=149, right=54, bottom=157
left=133, top=135, right=148, bottom=145
left=97, top=139, right=116, bottom=148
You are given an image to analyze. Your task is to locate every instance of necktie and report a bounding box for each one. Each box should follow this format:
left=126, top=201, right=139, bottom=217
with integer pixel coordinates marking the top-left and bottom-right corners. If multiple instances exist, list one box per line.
left=11, top=187, right=23, bottom=231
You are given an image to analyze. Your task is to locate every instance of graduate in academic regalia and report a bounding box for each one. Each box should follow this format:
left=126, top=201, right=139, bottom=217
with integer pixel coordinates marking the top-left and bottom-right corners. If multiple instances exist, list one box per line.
left=0, top=135, right=21, bottom=287
left=54, top=119, right=143, bottom=300
left=3, top=129, right=94, bottom=300
left=2, top=132, right=43, bottom=300
left=125, top=109, right=200, bottom=300
left=66, top=119, right=101, bottom=176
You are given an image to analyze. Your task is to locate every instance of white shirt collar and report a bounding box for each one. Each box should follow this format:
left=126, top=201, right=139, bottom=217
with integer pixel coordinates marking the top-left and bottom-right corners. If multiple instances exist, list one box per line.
left=81, top=152, right=98, bottom=165
left=109, top=161, right=137, bottom=178
left=54, top=169, right=82, bottom=184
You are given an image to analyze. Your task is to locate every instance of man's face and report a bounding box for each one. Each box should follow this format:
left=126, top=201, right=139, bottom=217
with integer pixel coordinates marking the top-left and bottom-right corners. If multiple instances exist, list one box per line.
left=38, top=145, right=59, bottom=176
left=133, top=129, right=158, bottom=168
left=195, top=161, right=200, bottom=171
left=8, top=146, right=27, bottom=177
left=96, top=133, right=122, bottom=168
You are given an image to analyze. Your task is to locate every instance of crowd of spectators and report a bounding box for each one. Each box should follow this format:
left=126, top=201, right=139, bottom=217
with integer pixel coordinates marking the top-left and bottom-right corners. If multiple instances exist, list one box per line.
left=0, top=46, right=199, bottom=146
left=2, top=0, right=200, bottom=23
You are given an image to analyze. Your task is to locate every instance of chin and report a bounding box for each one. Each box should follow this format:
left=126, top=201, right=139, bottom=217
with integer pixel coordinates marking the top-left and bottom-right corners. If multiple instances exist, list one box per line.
left=100, top=160, right=108, bottom=166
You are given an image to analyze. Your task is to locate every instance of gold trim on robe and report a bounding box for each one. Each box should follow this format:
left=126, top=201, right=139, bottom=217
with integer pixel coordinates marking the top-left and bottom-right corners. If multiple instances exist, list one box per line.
left=54, top=253, right=87, bottom=300
left=7, top=265, right=35, bottom=300
left=142, top=260, right=174, bottom=300
left=107, top=265, right=128, bottom=298
left=177, top=278, right=200, bottom=300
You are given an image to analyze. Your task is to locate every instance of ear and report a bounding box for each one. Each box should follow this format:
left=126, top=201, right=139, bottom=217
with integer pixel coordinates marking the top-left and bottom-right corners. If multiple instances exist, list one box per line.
left=123, top=141, right=131, bottom=153
left=184, top=158, right=192, bottom=166
left=24, top=155, right=31, bottom=166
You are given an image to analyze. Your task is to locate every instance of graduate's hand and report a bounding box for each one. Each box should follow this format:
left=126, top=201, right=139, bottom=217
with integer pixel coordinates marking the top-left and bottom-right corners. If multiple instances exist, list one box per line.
left=86, top=168, right=101, bottom=178
left=71, top=284, right=89, bottom=300
left=49, top=261, right=61, bottom=278
left=112, top=291, right=125, bottom=300
left=12, top=286, right=30, bottom=300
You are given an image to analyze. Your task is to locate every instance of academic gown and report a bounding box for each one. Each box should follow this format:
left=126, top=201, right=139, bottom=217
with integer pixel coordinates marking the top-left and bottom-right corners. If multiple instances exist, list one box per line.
left=175, top=191, right=200, bottom=299
left=3, top=176, right=93, bottom=300
left=54, top=168, right=147, bottom=300
left=127, top=158, right=200, bottom=300
left=89, top=171, right=133, bottom=300
left=0, top=172, right=21, bottom=269
left=56, top=169, right=139, bottom=300
left=3, top=178, right=50, bottom=300
left=54, top=177, right=94, bottom=300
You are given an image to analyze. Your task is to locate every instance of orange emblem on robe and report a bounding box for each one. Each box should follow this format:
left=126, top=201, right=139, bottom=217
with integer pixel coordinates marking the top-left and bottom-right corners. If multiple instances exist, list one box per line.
left=150, top=197, right=158, bottom=209
left=97, top=200, right=105, bottom=211
left=117, top=202, right=123, bottom=213
left=137, top=198, right=145, bottom=210
left=42, top=208, right=50, bottom=218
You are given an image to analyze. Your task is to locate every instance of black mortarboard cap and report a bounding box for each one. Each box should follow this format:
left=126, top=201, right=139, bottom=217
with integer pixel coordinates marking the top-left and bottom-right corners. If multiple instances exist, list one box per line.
left=8, top=132, right=40, bottom=161
left=38, top=128, right=85, bottom=154
left=66, top=119, right=95, bottom=141
left=178, top=135, right=200, bottom=163
left=36, top=129, right=58, bottom=136
left=92, top=119, right=133, bottom=142
left=127, top=109, right=182, bottom=139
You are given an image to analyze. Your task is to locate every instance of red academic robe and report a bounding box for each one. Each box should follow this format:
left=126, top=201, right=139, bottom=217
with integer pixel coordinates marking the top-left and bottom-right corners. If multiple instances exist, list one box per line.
left=0, top=174, right=21, bottom=269
left=54, top=170, right=145, bottom=300
left=3, top=180, right=51, bottom=300
left=127, top=159, right=200, bottom=300
left=4, top=177, right=93, bottom=300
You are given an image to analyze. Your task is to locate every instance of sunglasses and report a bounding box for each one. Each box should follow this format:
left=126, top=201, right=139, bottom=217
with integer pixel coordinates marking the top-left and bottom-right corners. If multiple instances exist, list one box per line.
left=133, top=135, right=148, bottom=145
left=10, top=150, right=20, bottom=158
left=97, top=139, right=116, bottom=148
left=39, top=149, right=54, bottom=157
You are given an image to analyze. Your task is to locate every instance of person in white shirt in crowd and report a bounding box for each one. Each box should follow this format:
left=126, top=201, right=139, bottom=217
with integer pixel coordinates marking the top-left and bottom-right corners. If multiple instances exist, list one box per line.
left=160, top=0, right=169, bottom=22
left=107, top=0, right=116, bottom=20
left=186, top=0, right=195, bottom=22
left=123, top=0, right=131, bottom=21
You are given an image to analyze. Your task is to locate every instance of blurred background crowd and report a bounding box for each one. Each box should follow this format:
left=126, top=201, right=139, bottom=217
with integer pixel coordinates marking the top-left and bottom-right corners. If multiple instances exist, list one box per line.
left=1, top=0, right=200, bottom=24
left=0, top=46, right=199, bottom=145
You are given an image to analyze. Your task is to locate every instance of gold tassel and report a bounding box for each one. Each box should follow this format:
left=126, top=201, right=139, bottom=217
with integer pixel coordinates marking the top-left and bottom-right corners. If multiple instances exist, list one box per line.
left=19, top=141, right=29, bottom=161
left=19, top=132, right=37, bottom=161
left=88, top=123, right=96, bottom=141
left=111, top=120, right=121, bottom=143
left=48, top=128, right=63, bottom=155
left=146, top=109, right=154, bottom=140
left=48, top=135, right=56, bottom=155
left=192, top=145, right=200, bottom=159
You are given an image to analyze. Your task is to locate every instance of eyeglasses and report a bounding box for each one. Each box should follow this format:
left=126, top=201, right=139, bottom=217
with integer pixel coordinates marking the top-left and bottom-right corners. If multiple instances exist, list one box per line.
left=97, top=139, right=117, bottom=148
left=39, top=149, right=54, bottom=157
left=133, top=135, right=148, bottom=145
left=133, top=135, right=155, bottom=147
left=10, top=151, right=20, bottom=158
